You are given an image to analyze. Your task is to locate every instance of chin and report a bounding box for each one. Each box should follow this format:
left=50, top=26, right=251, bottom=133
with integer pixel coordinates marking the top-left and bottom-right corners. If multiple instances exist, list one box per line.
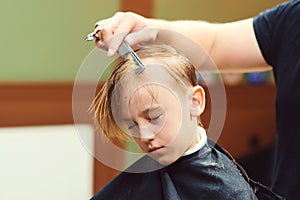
left=155, top=156, right=179, bottom=166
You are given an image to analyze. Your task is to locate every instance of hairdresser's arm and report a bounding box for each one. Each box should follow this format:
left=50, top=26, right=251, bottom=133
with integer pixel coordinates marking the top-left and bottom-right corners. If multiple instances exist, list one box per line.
left=94, top=12, right=268, bottom=71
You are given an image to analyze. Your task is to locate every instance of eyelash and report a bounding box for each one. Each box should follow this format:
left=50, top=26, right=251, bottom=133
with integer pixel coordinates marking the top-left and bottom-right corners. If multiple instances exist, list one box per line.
left=128, top=122, right=138, bottom=130
left=149, top=115, right=161, bottom=122
left=127, top=115, right=162, bottom=130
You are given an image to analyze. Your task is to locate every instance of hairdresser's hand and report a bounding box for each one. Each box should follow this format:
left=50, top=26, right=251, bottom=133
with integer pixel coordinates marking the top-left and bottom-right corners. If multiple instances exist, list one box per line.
left=94, top=12, right=159, bottom=57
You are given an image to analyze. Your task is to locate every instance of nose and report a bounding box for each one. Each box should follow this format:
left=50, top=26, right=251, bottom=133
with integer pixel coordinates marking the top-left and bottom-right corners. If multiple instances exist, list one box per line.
left=139, top=125, right=156, bottom=142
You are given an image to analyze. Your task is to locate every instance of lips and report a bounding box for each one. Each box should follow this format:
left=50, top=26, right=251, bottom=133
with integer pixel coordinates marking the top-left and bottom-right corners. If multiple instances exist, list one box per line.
left=148, top=146, right=164, bottom=153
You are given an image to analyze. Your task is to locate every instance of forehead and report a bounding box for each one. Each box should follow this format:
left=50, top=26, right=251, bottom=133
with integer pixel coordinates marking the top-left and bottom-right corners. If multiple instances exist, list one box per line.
left=116, top=82, right=177, bottom=107
left=117, top=84, right=180, bottom=121
left=115, top=64, right=188, bottom=104
left=128, top=83, right=175, bottom=104
left=110, top=62, right=191, bottom=119
left=118, top=62, right=188, bottom=92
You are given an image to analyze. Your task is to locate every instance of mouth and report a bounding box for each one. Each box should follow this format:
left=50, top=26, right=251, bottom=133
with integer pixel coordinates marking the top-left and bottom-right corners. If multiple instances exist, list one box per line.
left=148, top=146, right=164, bottom=153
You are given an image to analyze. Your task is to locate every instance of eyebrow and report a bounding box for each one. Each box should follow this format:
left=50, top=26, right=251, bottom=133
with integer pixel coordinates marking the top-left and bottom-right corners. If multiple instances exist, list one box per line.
left=141, top=105, right=162, bottom=116
left=122, top=105, right=163, bottom=122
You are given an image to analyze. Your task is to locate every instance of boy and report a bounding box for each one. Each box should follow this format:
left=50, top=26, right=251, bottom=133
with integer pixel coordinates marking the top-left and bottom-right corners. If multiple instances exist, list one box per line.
left=91, top=44, right=259, bottom=199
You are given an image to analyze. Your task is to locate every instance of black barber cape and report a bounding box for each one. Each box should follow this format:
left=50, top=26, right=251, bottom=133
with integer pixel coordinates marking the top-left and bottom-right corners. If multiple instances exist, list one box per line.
left=91, top=142, right=258, bottom=200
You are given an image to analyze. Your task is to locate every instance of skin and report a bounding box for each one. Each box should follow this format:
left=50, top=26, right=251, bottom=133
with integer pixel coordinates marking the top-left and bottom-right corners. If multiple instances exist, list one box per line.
left=122, top=84, right=205, bottom=166
left=93, top=12, right=268, bottom=72
left=114, top=58, right=206, bottom=165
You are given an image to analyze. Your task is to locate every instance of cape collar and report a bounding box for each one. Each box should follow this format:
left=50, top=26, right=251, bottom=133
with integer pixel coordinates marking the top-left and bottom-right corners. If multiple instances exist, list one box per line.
left=182, top=126, right=207, bottom=156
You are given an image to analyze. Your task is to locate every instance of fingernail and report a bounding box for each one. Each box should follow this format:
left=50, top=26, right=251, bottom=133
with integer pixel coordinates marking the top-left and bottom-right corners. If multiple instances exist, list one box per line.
left=95, top=26, right=103, bottom=31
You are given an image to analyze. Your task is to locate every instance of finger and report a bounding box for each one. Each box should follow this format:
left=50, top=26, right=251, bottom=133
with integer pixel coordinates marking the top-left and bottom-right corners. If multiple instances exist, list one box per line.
left=125, top=28, right=158, bottom=46
left=100, top=12, right=126, bottom=41
left=106, top=33, right=127, bottom=57
left=94, top=18, right=110, bottom=30
left=94, top=13, right=126, bottom=56
left=106, top=12, right=147, bottom=56
left=93, top=12, right=148, bottom=56
left=95, top=40, right=108, bottom=51
left=94, top=24, right=117, bottom=55
left=106, top=25, right=133, bottom=57
left=94, top=29, right=103, bottom=42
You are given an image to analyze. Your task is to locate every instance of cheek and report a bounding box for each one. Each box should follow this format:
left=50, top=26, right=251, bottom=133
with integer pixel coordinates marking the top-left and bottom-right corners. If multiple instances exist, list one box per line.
left=158, top=110, right=182, bottom=143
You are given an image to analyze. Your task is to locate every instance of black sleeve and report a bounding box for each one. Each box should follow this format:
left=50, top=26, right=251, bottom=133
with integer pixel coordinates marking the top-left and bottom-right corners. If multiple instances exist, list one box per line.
left=253, top=0, right=300, bottom=67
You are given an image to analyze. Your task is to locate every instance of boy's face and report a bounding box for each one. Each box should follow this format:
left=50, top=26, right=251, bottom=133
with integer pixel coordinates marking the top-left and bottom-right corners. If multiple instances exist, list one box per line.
left=115, top=69, right=205, bottom=165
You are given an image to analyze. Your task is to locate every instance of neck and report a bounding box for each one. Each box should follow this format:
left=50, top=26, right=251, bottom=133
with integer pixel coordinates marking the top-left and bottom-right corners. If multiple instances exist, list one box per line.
left=183, top=126, right=207, bottom=156
left=188, top=132, right=201, bottom=150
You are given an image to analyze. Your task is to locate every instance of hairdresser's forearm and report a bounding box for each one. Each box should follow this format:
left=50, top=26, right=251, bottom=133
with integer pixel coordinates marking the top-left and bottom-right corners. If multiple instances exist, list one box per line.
left=147, top=19, right=215, bottom=54
left=147, top=18, right=268, bottom=72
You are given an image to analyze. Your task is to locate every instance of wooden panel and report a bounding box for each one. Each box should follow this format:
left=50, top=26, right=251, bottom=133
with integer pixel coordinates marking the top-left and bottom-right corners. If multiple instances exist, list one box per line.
left=0, top=82, right=120, bottom=194
left=0, top=82, right=276, bottom=192
left=0, top=82, right=74, bottom=126
left=202, top=84, right=276, bottom=158
left=120, top=0, right=153, bottom=18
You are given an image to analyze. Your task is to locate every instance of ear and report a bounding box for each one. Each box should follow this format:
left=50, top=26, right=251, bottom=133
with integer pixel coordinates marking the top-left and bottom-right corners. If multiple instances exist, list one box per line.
left=190, top=85, right=205, bottom=117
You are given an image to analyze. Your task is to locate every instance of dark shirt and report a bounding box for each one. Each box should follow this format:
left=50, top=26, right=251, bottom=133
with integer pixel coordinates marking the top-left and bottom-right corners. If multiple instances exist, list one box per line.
left=253, top=1, right=300, bottom=199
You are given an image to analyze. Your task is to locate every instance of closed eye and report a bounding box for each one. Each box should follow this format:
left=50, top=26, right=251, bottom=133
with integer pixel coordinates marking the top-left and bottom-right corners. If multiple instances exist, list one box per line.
left=123, top=118, right=138, bottom=131
left=149, top=114, right=165, bottom=124
left=149, top=115, right=161, bottom=122
left=127, top=115, right=162, bottom=130
left=128, top=122, right=138, bottom=130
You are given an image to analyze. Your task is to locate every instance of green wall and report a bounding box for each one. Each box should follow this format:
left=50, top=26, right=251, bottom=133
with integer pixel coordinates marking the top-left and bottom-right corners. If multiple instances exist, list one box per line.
left=0, top=0, right=119, bottom=81
left=0, top=0, right=288, bottom=81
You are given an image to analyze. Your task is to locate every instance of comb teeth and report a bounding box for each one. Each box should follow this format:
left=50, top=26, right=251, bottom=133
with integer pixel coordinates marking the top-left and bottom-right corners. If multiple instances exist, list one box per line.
left=118, top=43, right=145, bottom=74
left=135, top=64, right=145, bottom=74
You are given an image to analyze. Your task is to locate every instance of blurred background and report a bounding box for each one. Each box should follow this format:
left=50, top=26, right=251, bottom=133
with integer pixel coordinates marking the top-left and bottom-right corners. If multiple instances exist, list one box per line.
left=0, top=0, right=287, bottom=199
